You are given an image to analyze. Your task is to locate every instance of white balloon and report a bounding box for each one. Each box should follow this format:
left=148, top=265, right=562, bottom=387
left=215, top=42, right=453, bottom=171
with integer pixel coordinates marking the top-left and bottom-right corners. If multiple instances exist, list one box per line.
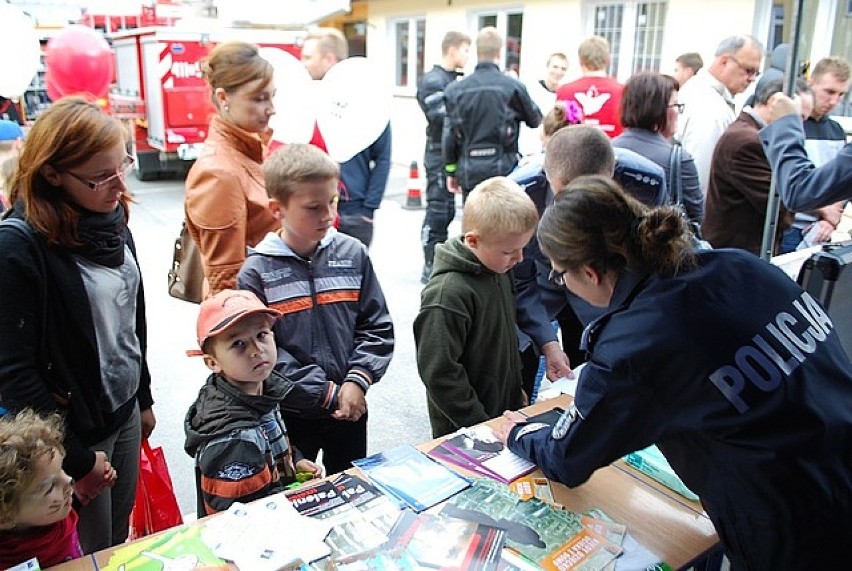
left=0, top=4, right=42, bottom=98
left=316, top=57, right=392, bottom=162
left=259, top=47, right=316, bottom=145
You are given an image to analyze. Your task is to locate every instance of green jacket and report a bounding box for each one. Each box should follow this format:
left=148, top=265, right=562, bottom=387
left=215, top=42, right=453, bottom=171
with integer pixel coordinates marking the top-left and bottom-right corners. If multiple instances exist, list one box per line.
left=414, top=236, right=525, bottom=438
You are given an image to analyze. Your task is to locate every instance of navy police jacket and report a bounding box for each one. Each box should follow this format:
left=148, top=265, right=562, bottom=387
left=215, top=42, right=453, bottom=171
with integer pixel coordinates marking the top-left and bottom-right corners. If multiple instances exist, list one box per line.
left=511, top=151, right=668, bottom=352
left=508, top=249, right=852, bottom=569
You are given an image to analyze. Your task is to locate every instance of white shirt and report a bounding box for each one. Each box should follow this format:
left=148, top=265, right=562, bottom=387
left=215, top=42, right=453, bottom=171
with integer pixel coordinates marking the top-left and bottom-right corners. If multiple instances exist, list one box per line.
left=677, top=68, right=736, bottom=195
left=518, top=79, right=556, bottom=156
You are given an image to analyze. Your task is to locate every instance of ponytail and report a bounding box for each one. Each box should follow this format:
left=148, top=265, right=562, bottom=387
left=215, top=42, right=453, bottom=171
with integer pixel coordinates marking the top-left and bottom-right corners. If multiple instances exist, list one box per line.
left=538, top=175, right=694, bottom=275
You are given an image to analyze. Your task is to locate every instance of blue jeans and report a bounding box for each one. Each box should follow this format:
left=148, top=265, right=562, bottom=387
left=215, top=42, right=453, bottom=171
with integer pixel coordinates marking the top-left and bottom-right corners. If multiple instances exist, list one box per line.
left=779, top=227, right=804, bottom=255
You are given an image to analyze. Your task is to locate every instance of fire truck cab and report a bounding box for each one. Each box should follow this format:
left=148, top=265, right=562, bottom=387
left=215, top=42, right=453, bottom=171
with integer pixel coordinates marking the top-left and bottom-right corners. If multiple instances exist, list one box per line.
left=109, top=26, right=303, bottom=180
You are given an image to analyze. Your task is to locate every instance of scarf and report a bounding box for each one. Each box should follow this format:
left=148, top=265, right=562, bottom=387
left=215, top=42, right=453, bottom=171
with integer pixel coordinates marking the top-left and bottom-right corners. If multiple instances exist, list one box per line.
left=72, top=204, right=126, bottom=267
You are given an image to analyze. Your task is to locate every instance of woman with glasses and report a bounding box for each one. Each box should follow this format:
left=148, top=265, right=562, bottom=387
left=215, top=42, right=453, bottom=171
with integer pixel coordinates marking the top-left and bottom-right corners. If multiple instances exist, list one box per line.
left=613, top=71, right=704, bottom=226
left=0, top=97, right=155, bottom=553
left=184, top=41, right=278, bottom=294
left=495, top=175, right=852, bottom=570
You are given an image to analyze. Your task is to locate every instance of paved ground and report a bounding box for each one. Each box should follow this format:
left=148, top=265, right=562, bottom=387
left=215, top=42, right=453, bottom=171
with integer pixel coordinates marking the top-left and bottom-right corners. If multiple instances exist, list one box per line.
left=127, top=164, right=458, bottom=517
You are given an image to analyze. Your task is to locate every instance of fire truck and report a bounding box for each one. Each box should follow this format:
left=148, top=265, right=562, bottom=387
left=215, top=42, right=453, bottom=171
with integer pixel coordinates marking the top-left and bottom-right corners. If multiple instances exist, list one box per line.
left=109, top=26, right=304, bottom=180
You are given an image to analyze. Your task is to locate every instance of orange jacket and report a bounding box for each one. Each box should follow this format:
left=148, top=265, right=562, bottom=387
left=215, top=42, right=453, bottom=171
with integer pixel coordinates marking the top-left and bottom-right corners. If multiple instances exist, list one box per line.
left=185, top=116, right=278, bottom=294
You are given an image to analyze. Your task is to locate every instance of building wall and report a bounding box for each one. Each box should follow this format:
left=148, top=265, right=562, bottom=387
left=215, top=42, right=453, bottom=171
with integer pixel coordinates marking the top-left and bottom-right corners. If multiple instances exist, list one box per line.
left=364, top=0, right=852, bottom=165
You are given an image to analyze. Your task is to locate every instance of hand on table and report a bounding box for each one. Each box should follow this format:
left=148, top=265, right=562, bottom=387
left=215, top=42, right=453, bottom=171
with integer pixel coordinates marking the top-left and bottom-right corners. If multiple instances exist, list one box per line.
left=492, top=410, right=528, bottom=446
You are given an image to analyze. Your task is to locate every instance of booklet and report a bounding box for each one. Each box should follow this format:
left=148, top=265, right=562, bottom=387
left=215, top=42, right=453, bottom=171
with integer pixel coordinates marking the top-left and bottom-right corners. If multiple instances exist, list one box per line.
left=539, top=528, right=623, bottom=571
left=622, top=445, right=699, bottom=501
left=441, top=477, right=584, bottom=564
left=429, top=439, right=504, bottom=479
left=102, top=524, right=229, bottom=571
left=440, top=425, right=537, bottom=484
left=352, top=444, right=471, bottom=512
left=386, top=510, right=506, bottom=570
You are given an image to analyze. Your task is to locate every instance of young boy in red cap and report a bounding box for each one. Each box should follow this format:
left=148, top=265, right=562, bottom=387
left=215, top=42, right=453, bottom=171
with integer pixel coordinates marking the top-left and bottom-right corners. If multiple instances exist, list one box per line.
left=184, top=289, right=322, bottom=517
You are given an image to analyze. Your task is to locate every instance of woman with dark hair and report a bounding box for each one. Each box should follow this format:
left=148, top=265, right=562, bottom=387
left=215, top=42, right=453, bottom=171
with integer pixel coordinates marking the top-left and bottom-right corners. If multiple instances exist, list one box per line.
left=185, top=41, right=278, bottom=294
left=0, top=96, right=155, bottom=552
left=495, top=175, right=852, bottom=570
left=613, top=71, right=703, bottom=225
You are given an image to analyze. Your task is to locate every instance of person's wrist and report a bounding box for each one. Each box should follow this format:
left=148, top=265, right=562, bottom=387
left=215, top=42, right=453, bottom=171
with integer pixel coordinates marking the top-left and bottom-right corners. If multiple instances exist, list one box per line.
left=344, top=370, right=371, bottom=394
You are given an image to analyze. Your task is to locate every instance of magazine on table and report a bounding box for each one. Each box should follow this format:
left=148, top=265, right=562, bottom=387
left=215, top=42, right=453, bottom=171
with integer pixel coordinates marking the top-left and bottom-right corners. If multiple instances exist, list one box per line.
left=441, top=477, right=584, bottom=564
left=440, top=424, right=537, bottom=484
left=335, top=510, right=506, bottom=570
left=352, top=444, right=471, bottom=512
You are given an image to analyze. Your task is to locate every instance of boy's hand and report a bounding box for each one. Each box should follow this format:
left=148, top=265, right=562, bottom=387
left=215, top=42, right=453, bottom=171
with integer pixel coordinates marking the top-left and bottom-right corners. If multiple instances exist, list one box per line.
left=332, top=383, right=367, bottom=421
left=542, top=341, right=574, bottom=380
left=295, top=459, right=324, bottom=480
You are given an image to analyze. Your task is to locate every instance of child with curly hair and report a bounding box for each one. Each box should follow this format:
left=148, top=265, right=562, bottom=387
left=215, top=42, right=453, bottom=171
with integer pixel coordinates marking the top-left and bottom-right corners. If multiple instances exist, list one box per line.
left=0, top=409, right=84, bottom=568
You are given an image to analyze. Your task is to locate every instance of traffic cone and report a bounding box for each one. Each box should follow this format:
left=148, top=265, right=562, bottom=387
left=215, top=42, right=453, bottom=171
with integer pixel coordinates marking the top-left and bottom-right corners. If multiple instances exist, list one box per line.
left=403, top=160, right=424, bottom=209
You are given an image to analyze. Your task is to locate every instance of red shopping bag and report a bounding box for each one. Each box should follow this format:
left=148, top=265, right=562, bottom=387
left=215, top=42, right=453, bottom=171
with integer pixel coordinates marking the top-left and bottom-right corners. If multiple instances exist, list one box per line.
left=128, top=439, right=184, bottom=539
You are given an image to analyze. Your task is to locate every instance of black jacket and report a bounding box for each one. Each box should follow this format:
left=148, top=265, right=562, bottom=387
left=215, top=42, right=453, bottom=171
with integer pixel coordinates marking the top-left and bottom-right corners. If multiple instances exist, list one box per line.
left=0, top=213, right=153, bottom=480
left=417, top=65, right=463, bottom=147
left=442, top=62, right=542, bottom=190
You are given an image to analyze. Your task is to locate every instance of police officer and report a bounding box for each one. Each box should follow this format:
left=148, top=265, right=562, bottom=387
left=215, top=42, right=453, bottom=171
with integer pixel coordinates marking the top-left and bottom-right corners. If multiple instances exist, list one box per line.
left=416, top=31, right=470, bottom=284
left=496, top=175, right=852, bottom=570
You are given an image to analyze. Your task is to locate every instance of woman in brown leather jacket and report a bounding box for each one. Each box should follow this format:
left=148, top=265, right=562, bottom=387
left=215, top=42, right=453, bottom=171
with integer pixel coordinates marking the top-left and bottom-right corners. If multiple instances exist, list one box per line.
left=185, top=42, right=279, bottom=293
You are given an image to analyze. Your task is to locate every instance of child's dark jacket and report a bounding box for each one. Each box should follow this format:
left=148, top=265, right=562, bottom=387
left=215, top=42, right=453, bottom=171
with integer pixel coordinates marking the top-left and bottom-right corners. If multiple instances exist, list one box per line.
left=414, top=236, right=525, bottom=438
left=184, top=371, right=303, bottom=517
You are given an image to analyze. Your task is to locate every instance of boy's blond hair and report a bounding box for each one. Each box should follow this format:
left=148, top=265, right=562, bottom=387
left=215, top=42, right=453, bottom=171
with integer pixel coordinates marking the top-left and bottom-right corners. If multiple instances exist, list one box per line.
left=462, top=176, right=538, bottom=240
left=264, top=144, right=340, bottom=203
left=578, top=36, right=611, bottom=71
left=0, top=410, right=65, bottom=524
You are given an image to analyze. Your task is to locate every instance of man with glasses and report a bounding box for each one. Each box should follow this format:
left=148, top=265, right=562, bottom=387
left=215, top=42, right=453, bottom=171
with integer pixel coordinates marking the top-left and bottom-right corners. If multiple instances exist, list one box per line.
left=677, top=35, right=763, bottom=195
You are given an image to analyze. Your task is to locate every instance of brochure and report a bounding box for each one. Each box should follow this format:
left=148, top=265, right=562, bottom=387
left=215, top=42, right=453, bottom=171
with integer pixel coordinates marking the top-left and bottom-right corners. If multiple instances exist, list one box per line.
left=622, top=445, right=699, bottom=501
left=441, top=477, right=584, bottom=564
left=352, top=444, right=471, bottom=512
left=539, top=528, right=623, bottom=571
left=202, top=491, right=332, bottom=570
left=102, top=524, right=229, bottom=571
left=441, top=425, right=537, bottom=484
left=320, top=473, right=403, bottom=562
left=385, top=510, right=506, bottom=570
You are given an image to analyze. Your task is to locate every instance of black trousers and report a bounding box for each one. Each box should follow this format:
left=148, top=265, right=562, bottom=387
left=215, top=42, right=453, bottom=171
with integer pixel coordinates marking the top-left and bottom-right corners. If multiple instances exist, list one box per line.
left=421, top=147, right=455, bottom=267
left=520, top=304, right=586, bottom=397
left=282, top=414, right=368, bottom=476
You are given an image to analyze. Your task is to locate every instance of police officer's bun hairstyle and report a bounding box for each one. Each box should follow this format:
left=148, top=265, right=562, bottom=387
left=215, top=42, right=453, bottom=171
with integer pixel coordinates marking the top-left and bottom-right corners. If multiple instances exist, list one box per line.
left=538, top=175, right=694, bottom=276
left=201, top=41, right=273, bottom=106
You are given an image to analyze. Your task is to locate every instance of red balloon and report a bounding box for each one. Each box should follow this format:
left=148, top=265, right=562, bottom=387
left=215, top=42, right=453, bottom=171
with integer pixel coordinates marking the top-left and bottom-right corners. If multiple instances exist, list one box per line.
left=45, top=73, right=62, bottom=102
left=45, top=25, right=114, bottom=99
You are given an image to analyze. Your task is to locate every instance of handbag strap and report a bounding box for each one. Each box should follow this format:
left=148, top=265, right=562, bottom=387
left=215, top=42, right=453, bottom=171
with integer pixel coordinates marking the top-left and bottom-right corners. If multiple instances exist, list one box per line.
left=668, top=142, right=683, bottom=207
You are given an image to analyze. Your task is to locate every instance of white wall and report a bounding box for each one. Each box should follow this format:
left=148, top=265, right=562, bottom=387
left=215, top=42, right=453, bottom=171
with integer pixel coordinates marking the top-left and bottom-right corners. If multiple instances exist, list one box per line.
left=368, top=0, right=765, bottom=165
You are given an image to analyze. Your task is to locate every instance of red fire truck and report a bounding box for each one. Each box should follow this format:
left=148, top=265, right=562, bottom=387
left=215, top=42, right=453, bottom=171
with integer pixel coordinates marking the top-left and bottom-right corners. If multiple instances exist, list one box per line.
left=109, top=26, right=303, bottom=180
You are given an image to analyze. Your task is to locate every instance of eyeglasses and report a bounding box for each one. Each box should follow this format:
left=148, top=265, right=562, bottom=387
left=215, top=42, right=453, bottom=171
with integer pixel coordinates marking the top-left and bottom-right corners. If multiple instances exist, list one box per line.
left=728, top=55, right=760, bottom=79
left=667, top=103, right=685, bottom=113
left=65, top=155, right=135, bottom=192
left=548, top=268, right=568, bottom=287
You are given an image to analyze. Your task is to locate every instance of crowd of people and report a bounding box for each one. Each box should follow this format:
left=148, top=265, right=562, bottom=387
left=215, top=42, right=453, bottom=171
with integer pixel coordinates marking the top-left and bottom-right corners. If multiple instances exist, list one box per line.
left=0, top=22, right=850, bottom=571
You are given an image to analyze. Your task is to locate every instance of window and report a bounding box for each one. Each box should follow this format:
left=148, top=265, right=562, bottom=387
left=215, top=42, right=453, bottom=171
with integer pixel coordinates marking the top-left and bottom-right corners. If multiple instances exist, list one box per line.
left=588, top=1, right=668, bottom=79
left=392, top=17, right=425, bottom=88
left=474, top=10, right=525, bottom=75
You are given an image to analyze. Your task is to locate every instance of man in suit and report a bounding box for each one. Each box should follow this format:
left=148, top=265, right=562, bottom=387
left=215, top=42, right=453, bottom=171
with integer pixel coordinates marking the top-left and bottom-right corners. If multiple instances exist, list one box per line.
left=702, top=78, right=813, bottom=255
